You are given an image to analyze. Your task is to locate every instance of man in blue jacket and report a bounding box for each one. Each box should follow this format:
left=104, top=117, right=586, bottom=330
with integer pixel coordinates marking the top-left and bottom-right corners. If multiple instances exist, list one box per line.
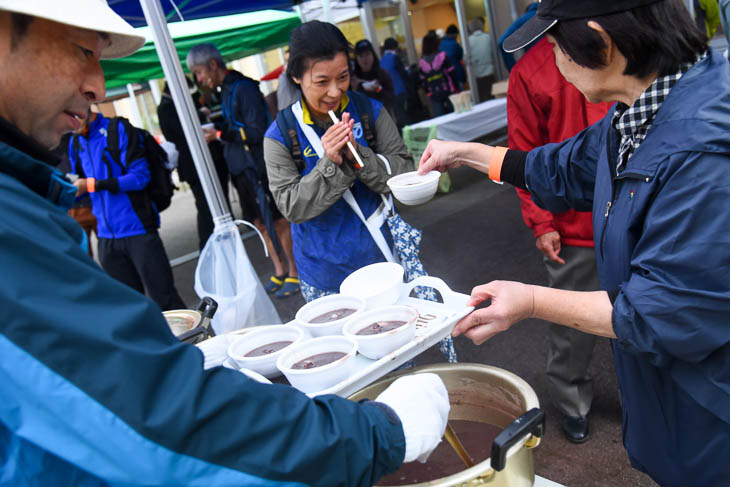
left=0, top=2, right=450, bottom=485
left=70, top=110, right=186, bottom=311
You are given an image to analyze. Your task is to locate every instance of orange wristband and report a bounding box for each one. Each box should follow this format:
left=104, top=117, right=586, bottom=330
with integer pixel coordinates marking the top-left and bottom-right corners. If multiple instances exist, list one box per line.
left=86, top=177, right=96, bottom=193
left=488, top=146, right=508, bottom=182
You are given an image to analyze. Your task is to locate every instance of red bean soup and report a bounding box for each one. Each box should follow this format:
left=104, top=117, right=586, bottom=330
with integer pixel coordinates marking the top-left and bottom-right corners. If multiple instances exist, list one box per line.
left=291, top=352, right=347, bottom=369
left=309, top=308, right=358, bottom=324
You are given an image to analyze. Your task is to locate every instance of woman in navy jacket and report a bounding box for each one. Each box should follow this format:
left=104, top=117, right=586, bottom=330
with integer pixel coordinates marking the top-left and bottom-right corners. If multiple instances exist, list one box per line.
left=419, top=1, right=730, bottom=485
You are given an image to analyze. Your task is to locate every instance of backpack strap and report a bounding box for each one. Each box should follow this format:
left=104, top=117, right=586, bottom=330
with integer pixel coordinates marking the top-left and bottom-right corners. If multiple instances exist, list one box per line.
left=104, top=117, right=143, bottom=174
left=349, top=91, right=376, bottom=151
left=105, top=117, right=121, bottom=167
left=70, top=134, right=87, bottom=178
left=225, top=78, right=272, bottom=132
left=275, top=107, right=305, bottom=172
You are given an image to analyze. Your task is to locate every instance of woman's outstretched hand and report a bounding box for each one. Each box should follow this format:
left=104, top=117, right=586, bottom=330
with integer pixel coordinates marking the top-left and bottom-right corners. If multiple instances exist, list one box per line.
left=452, top=281, right=535, bottom=345
left=322, top=111, right=355, bottom=165
left=418, top=139, right=463, bottom=174
left=418, top=140, right=494, bottom=176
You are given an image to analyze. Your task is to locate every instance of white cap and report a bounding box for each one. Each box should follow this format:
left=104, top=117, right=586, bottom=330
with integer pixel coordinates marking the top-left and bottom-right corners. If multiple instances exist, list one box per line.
left=0, top=0, right=145, bottom=59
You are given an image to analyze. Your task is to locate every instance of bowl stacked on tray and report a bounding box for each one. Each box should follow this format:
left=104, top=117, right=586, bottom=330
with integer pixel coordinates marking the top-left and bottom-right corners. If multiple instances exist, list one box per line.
left=214, top=263, right=424, bottom=394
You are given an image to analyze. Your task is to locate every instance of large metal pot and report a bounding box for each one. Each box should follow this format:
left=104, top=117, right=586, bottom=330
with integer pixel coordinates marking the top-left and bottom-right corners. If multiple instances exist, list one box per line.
left=163, top=297, right=218, bottom=344
left=349, top=363, right=545, bottom=487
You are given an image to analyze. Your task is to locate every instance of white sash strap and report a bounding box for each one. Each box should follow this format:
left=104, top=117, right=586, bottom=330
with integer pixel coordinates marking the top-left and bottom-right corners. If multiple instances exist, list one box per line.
left=290, top=101, right=395, bottom=263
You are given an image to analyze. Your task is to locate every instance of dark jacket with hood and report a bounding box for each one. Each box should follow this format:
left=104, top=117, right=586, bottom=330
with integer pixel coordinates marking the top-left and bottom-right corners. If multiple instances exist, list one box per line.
left=522, top=49, right=730, bottom=486
left=218, top=70, right=269, bottom=179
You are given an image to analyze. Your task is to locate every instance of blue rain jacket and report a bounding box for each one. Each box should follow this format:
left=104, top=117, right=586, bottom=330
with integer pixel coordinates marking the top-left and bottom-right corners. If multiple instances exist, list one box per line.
left=0, top=133, right=405, bottom=486
left=523, top=49, right=730, bottom=486
left=69, top=112, right=159, bottom=239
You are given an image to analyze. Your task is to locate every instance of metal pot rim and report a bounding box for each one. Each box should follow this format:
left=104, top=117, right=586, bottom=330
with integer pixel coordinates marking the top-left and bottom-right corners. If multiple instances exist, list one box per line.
left=350, top=363, right=542, bottom=487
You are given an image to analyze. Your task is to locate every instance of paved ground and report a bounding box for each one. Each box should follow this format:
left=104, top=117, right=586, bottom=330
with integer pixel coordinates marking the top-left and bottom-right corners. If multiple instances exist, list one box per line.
left=156, top=162, right=657, bottom=486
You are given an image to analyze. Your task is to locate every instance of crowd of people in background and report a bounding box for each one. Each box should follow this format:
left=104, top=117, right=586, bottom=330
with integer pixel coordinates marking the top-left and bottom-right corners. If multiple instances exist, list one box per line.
left=58, top=14, right=500, bottom=310
left=55, top=1, right=730, bottom=318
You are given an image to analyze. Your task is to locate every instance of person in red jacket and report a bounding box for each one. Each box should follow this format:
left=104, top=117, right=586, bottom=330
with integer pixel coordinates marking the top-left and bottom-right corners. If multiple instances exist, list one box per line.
left=507, top=37, right=612, bottom=443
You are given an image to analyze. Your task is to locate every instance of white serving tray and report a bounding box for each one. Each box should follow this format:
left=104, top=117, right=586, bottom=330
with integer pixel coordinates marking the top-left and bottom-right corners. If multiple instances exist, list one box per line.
left=307, top=276, right=473, bottom=398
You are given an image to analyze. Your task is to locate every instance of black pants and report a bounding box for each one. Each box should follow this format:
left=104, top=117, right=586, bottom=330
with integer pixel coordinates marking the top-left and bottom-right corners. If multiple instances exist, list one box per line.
left=98, top=232, right=186, bottom=311
left=230, top=171, right=283, bottom=223
left=475, top=75, right=495, bottom=103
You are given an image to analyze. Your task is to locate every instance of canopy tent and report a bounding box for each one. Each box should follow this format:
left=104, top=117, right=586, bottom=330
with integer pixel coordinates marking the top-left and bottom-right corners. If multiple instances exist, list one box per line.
left=101, top=9, right=300, bottom=89
left=109, top=0, right=297, bottom=27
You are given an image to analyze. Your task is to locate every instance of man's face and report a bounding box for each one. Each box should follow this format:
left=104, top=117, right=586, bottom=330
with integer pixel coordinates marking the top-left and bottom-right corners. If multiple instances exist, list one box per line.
left=191, top=61, right=221, bottom=90
left=0, top=15, right=108, bottom=149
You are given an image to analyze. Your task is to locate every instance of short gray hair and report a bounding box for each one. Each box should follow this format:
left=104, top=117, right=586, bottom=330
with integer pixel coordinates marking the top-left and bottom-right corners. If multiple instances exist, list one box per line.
left=468, top=18, right=484, bottom=34
left=186, top=43, right=225, bottom=70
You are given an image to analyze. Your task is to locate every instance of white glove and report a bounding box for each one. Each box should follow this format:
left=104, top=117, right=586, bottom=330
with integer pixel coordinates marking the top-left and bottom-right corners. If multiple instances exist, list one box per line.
left=375, top=373, right=450, bottom=463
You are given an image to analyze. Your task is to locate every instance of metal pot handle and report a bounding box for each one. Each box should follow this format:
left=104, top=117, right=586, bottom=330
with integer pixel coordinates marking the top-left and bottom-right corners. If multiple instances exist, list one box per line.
left=196, top=297, right=218, bottom=320
left=195, top=297, right=218, bottom=339
left=490, top=408, right=545, bottom=472
left=177, top=326, right=208, bottom=345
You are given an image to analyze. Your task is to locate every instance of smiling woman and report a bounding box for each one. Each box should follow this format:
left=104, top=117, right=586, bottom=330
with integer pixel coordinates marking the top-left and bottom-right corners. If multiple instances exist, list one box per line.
left=263, top=20, right=414, bottom=302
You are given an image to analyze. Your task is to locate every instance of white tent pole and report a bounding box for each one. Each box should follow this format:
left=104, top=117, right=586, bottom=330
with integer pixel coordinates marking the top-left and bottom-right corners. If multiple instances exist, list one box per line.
left=360, top=1, right=379, bottom=47
left=322, top=0, right=332, bottom=24
left=125, top=83, right=145, bottom=128
left=294, top=5, right=306, bottom=23
left=484, top=0, right=507, bottom=81
left=509, top=0, right=519, bottom=22
left=138, top=91, right=155, bottom=131
left=139, top=0, right=231, bottom=225
left=399, top=0, right=418, bottom=65
left=149, top=79, right=162, bottom=105
left=455, top=0, right=479, bottom=105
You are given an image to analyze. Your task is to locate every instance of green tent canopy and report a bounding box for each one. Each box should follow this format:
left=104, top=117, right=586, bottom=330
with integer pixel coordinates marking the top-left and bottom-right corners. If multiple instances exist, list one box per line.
left=101, top=9, right=300, bottom=89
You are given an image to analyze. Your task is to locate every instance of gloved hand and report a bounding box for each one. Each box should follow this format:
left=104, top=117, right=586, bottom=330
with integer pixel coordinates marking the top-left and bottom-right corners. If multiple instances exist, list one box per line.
left=375, top=373, right=450, bottom=463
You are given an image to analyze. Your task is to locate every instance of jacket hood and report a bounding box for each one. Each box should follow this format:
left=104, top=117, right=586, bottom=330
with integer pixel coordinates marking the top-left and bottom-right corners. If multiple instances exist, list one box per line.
left=223, top=70, right=259, bottom=87
left=418, top=51, right=447, bottom=73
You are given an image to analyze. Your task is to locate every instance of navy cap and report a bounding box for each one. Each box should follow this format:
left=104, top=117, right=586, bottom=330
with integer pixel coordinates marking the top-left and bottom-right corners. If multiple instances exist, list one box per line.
left=503, top=0, right=664, bottom=53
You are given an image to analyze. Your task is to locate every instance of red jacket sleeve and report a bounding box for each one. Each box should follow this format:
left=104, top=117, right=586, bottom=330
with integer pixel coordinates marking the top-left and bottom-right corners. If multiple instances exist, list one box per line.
left=507, top=57, right=556, bottom=238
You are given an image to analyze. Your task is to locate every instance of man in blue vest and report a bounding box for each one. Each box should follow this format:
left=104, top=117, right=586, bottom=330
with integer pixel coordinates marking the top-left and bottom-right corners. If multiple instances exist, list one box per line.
left=0, top=2, right=450, bottom=485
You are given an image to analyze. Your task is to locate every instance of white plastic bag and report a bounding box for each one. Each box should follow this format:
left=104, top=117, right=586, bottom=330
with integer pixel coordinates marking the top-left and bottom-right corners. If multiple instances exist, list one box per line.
left=194, top=220, right=280, bottom=334
left=159, top=140, right=179, bottom=170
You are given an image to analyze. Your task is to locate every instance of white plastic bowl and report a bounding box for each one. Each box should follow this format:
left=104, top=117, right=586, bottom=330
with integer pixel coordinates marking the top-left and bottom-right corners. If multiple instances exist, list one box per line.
left=221, top=361, right=273, bottom=384
left=227, top=324, right=304, bottom=378
left=196, top=325, right=278, bottom=370
left=339, top=262, right=404, bottom=309
left=387, top=170, right=440, bottom=206
left=276, top=336, right=358, bottom=393
left=295, top=294, right=367, bottom=337
left=342, top=305, right=418, bottom=360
